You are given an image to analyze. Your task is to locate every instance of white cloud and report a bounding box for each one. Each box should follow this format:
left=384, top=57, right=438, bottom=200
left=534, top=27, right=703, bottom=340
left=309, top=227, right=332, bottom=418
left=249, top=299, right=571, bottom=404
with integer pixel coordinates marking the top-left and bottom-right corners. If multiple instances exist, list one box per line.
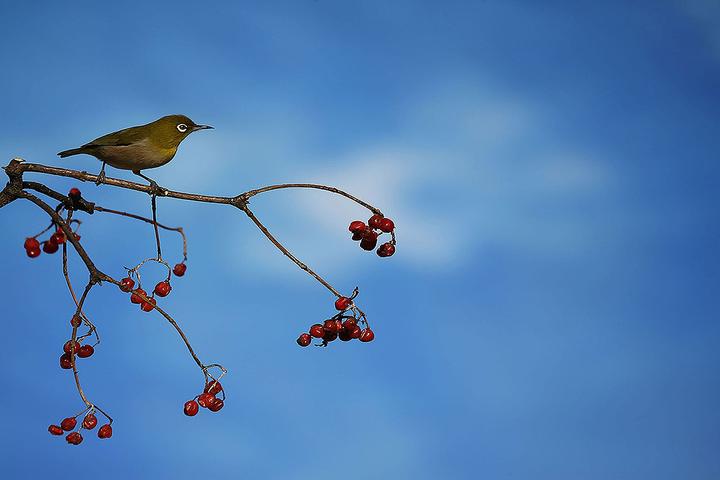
left=151, top=78, right=616, bottom=280
left=228, top=144, right=614, bottom=282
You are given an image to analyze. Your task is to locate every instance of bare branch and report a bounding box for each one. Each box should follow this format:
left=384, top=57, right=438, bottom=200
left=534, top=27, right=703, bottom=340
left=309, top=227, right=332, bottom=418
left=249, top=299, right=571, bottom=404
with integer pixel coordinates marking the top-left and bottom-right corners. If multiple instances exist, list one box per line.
left=94, top=205, right=188, bottom=260
left=242, top=183, right=381, bottom=214
left=2, top=157, right=392, bottom=440
left=239, top=204, right=342, bottom=297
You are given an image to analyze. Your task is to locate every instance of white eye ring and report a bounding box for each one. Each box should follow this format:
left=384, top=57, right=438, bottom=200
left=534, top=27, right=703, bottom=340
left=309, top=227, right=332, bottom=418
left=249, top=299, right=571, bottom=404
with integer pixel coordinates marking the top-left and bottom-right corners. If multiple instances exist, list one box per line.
left=177, top=123, right=188, bottom=133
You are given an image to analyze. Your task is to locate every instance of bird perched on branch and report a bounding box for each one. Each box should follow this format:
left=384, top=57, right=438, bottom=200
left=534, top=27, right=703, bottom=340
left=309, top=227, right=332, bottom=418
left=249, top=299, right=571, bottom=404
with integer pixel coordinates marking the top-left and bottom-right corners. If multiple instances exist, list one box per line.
left=58, top=114, right=213, bottom=186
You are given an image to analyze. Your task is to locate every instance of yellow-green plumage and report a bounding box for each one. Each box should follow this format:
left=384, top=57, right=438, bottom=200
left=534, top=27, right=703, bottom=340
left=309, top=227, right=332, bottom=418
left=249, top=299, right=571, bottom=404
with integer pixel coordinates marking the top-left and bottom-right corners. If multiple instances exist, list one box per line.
left=58, top=114, right=212, bottom=173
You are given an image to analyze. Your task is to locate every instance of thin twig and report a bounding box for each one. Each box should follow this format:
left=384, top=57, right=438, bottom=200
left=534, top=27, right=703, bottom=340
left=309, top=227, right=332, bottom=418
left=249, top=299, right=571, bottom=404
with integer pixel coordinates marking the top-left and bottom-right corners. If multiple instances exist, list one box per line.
left=61, top=211, right=98, bottom=344
left=243, top=183, right=381, bottom=214
left=95, top=205, right=188, bottom=260
left=70, top=282, right=93, bottom=407
left=239, top=204, right=342, bottom=297
left=150, top=194, right=163, bottom=260
left=119, top=286, right=204, bottom=370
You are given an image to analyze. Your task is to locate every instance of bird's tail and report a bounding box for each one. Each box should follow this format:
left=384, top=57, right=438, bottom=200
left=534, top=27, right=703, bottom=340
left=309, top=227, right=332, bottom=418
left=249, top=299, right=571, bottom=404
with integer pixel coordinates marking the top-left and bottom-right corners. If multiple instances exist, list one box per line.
left=57, top=147, right=86, bottom=158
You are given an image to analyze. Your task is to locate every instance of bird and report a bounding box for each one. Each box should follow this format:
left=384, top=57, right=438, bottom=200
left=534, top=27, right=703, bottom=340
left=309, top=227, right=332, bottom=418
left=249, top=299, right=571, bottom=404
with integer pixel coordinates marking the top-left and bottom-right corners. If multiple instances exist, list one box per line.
left=58, top=114, right=213, bottom=186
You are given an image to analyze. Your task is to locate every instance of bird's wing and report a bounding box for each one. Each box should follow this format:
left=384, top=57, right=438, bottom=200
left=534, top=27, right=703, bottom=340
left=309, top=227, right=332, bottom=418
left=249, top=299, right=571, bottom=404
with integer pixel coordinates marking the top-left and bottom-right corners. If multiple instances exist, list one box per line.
left=82, top=125, right=148, bottom=148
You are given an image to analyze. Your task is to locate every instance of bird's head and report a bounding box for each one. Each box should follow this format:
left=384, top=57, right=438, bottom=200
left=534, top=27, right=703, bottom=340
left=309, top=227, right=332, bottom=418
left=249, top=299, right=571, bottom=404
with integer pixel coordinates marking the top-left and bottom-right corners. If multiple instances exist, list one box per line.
left=147, top=114, right=213, bottom=148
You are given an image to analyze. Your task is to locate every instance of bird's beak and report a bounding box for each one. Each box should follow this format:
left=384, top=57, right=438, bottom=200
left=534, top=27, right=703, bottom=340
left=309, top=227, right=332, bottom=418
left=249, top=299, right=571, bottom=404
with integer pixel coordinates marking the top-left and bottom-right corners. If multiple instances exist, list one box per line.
left=192, top=124, right=213, bottom=131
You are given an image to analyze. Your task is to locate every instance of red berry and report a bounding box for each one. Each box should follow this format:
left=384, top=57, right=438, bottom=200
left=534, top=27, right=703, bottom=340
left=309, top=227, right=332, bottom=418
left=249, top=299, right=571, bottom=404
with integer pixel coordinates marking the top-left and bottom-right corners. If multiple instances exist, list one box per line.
left=342, top=318, right=357, bottom=330
left=362, top=228, right=378, bottom=240
left=66, top=432, right=83, bottom=445
left=173, top=263, right=187, bottom=277
left=338, top=329, right=353, bottom=341
left=82, top=413, right=98, bottom=430
left=119, top=277, right=135, bottom=292
left=197, top=393, right=215, bottom=408
left=154, top=281, right=172, bottom=297
left=368, top=214, right=384, bottom=229
left=359, top=328, right=375, bottom=342
left=63, top=340, right=81, bottom=354
left=68, top=188, right=81, bottom=200
left=24, top=238, right=40, bottom=250
left=309, top=324, right=325, bottom=338
left=350, top=325, right=362, bottom=339
left=60, top=353, right=72, bottom=369
left=361, top=229, right=378, bottom=247
left=61, top=417, right=77, bottom=431
left=51, top=230, right=66, bottom=245
left=78, top=345, right=94, bottom=358
left=140, top=297, right=157, bottom=312
left=377, top=242, right=396, bottom=257
left=351, top=231, right=364, bottom=241
left=26, top=247, right=41, bottom=258
left=297, top=333, right=312, bottom=347
left=204, top=380, right=223, bottom=395
left=48, top=424, right=63, bottom=436
left=349, top=221, right=366, bottom=233
left=335, top=296, right=352, bottom=311
left=70, top=315, right=82, bottom=327
left=379, top=218, right=395, bottom=233
left=208, top=398, right=224, bottom=412
left=323, top=319, right=340, bottom=333
left=130, top=288, right=146, bottom=304
left=42, top=240, right=59, bottom=254
left=322, top=330, right=338, bottom=342
left=360, top=236, right=378, bottom=251
left=184, top=400, right=199, bottom=416
left=97, top=424, right=112, bottom=439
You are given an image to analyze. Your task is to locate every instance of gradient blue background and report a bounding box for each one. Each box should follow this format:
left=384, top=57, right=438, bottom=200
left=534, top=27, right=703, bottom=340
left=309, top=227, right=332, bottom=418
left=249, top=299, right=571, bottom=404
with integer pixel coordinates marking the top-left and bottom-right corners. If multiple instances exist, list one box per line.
left=1, top=1, right=718, bottom=478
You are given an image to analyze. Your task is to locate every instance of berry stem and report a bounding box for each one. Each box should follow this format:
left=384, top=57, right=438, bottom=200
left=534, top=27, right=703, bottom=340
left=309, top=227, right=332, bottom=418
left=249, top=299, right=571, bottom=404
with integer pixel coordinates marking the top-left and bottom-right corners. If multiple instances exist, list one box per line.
left=242, top=183, right=382, bottom=215
left=239, top=204, right=342, bottom=298
left=61, top=223, right=99, bottom=344
left=126, top=257, right=173, bottom=287
left=94, top=206, right=188, bottom=261
left=150, top=193, right=163, bottom=261
left=70, top=282, right=93, bottom=407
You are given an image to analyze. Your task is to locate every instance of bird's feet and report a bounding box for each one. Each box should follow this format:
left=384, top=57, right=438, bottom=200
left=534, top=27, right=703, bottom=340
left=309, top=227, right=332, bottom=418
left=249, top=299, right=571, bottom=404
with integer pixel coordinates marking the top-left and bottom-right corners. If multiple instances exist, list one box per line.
left=147, top=180, right=169, bottom=197
left=95, top=170, right=106, bottom=186
left=133, top=170, right=168, bottom=196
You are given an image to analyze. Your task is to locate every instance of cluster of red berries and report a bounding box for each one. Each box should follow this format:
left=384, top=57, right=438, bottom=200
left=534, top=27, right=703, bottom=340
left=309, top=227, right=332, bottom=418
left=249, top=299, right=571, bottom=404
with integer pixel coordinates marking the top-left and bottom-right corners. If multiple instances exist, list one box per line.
left=23, top=189, right=84, bottom=258
left=119, top=260, right=187, bottom=312
left=48, top=411, right=112, bottom=445
left=23, top=228, right=77, bottom=258
left=120, top=276, right=171, bottom=312
left=59, top=336, right=95, bottom=370
left=183, top=380, right=225, bottom=416
left=296, top=296, right=375, bottom=347
left=348, top=214, right=396, bottom=257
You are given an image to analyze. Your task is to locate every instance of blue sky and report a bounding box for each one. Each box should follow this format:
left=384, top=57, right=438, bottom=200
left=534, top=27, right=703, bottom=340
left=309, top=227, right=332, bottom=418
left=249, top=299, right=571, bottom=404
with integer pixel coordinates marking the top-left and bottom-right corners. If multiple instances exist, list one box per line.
left=1, top=1, right=719, bottom=478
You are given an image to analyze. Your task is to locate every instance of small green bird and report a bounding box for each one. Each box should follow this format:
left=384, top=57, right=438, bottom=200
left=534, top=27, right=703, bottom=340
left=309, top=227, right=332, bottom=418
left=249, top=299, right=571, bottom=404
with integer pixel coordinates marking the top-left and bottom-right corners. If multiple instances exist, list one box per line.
left=58, top=114, right=212, bottom=185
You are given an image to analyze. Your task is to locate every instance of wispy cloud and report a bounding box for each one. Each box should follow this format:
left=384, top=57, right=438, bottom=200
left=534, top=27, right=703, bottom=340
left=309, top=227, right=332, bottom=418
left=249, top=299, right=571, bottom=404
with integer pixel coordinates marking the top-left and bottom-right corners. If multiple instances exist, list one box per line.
left=220, top=80, right=618, bottom=278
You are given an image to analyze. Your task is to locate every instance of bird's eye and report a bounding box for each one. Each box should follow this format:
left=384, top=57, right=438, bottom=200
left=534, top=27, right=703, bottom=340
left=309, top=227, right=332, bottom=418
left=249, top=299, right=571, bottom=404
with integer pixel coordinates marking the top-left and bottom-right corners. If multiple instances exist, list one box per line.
left=177, top=123, right=188, bottom=133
